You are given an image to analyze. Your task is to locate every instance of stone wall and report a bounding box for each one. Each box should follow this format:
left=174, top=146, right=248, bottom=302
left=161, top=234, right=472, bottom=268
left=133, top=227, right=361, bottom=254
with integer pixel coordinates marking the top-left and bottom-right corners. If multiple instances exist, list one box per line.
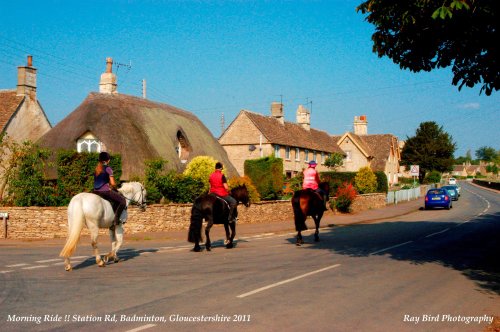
left=0, top=194, right=386, bottom=240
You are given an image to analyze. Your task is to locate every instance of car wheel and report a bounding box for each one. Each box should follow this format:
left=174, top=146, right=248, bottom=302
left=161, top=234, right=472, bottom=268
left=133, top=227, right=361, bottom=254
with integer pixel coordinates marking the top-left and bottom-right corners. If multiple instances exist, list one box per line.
left=446, top=204, right=450, bottom=210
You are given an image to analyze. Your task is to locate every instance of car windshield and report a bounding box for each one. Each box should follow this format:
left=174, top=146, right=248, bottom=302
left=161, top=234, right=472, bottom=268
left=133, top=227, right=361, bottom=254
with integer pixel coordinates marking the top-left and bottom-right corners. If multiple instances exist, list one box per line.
left=428, top=189, right=445, bottom=195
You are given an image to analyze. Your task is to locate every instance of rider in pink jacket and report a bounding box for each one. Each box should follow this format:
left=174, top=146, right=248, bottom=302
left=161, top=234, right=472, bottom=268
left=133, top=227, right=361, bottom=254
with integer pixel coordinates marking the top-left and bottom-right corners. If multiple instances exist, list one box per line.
left=302, top=160, right=328, bottom=210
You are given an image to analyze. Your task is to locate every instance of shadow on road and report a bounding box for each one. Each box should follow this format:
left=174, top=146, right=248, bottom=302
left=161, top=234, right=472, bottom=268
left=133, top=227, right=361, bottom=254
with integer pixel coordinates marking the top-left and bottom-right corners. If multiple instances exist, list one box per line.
left=71, top=247, right=159, bottom=270
left=287, top=212, right=500, bottom=294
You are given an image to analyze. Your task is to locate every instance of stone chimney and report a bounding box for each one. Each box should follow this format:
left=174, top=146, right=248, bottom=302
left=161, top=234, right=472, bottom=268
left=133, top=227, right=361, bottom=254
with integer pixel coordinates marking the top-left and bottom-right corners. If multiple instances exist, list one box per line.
left=99, top=57, right=117, bottom=94
left=271, top=102, right=284, bottom=125
left=353, top=115, right=368, bottom=135
left=17, top=55, right=37, bottom=100
left=296, top=104, right=310, bottom=131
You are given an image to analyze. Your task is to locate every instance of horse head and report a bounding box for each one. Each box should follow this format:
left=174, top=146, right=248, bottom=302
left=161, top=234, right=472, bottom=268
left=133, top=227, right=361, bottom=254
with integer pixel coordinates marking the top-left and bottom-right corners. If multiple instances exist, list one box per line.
left=119, top=182, right=147, bottom=211
left=319, top=181, right=330, bottom=196
left=231, top=185, right=250, bottom=207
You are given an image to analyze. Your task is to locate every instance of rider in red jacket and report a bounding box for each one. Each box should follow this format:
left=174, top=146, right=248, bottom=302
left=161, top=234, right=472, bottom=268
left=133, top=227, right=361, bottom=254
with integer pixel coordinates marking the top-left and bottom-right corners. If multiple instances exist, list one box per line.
left=209, top=162, right=237, bottom=222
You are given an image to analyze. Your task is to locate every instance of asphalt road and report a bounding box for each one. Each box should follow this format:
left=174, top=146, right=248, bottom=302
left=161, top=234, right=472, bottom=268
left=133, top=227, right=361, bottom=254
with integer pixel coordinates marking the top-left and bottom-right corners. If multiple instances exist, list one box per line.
left=0, top=182, right=498, bottom=332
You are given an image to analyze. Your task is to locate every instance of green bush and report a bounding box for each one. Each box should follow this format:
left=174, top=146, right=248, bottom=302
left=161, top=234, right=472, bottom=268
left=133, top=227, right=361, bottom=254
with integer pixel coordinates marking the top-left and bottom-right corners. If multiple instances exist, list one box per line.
left=183, top=156, right=218, bottom=192
left=375, top=171, right=389, bottom=193
left=56, top=150, right=122, bottom=205
left=355, top=167, right=378, bottom=194
left=320, top=172, right=357, bottom=195
left=228, top=176, right=261, bottom=203
left=244, top=156, right=283, bottom=200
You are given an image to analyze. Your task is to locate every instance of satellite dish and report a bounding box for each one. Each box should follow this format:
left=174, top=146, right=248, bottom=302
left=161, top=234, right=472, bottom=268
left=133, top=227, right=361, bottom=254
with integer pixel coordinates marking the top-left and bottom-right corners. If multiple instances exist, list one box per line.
left=248, top=145, right=256, bottom=151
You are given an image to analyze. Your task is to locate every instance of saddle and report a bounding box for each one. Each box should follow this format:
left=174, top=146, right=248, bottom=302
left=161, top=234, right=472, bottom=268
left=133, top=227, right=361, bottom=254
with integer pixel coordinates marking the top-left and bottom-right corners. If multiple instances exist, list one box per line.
left=92, top=190, right=123, bottom=214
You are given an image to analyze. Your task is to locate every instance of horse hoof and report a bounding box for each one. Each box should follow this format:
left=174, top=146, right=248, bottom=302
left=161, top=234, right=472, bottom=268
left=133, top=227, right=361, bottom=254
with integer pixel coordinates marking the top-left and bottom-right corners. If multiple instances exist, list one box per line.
left=193, top=246, right=201, bottom=252
left=206, top=247, right=211, bottom=252
left=226, top=243, right=233, bottom=249
left=224, top=239, right=229, bottom=245
left=65, top=265, right=72, bottom=271
left=296, top=242, right=302, bottom=246
left=314, top=236, right=320, bottom=242
left=103, top=255, right=109, bottom=264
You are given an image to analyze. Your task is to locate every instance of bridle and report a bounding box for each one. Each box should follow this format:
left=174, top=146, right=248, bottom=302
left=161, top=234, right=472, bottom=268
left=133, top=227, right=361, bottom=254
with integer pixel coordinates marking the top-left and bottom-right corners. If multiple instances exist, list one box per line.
left=124, top=183, right=147, bottom=211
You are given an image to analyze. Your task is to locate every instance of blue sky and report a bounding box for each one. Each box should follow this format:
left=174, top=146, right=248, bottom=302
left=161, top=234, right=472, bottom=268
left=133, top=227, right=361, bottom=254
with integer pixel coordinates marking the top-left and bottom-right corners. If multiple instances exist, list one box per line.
left=1, top=0, right=498, bottom=157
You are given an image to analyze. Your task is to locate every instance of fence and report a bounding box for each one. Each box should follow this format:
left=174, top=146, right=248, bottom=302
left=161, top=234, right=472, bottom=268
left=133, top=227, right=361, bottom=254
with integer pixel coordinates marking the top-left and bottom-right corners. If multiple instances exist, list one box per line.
left=386, top=186, right=422, bottom=204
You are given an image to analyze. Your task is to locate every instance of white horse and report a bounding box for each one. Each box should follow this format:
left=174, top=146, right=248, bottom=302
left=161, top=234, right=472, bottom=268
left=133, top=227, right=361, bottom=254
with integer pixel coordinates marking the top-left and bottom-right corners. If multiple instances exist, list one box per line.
left=59, top=182, right=147, bottom=271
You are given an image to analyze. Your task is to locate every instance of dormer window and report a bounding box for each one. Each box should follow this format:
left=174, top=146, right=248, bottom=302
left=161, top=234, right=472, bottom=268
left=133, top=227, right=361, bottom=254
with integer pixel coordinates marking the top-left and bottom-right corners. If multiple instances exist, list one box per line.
left=77, top=131, right=102, bottom=153
left=176, top=130, right=191, bottom=163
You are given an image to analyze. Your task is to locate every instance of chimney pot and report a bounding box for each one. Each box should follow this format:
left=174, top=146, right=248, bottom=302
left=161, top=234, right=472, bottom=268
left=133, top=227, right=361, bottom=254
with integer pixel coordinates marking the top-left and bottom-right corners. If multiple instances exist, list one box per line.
left=27, top=55, right=33, bottom=67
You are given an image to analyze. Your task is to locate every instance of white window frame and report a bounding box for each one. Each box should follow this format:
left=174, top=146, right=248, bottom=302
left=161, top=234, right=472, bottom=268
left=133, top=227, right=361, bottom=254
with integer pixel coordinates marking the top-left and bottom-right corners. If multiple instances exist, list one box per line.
left=285, top=146, right=290, bottom=160
left=295, top=148, right=300, bottom=161
left=77, top=138, right=101, bottom=153
left=274, top=144, right=281, bottom=158
left=305, top=149, right=309, bottom=162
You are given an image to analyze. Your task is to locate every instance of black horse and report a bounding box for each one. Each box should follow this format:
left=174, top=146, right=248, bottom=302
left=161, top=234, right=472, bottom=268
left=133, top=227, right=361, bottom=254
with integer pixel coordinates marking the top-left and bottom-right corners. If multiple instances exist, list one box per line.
left=291, top=182, right=330, bottom=246
left=188, top=185, right=250, bottom=252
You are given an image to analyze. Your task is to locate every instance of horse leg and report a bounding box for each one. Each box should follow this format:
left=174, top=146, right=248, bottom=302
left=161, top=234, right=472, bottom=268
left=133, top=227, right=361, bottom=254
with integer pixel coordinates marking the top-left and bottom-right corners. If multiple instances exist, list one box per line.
left=105, top=225, right=123, bottom=263
left=205, top=222, right=213, bottom=251
left=313, top=215, right=320, bottom=242
left=223, top=223, right=230, bottom=245
left=296, top=231, right=304, bottom=246
left=226, top=222, right=236, bottom=249
left=89, top=226, right=105, bottom=267
left=64, top=257, right=72, bottom=271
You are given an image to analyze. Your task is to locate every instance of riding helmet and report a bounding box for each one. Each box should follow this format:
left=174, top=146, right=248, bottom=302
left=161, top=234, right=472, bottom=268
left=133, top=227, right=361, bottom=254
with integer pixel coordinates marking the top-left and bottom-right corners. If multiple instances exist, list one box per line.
left=99, top=151, right=111, bottom=162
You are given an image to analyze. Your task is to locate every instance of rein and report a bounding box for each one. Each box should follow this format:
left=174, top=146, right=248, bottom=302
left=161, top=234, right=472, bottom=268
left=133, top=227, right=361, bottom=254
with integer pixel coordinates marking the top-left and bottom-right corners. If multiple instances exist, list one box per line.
left=123, top=184, right=147, bottom=210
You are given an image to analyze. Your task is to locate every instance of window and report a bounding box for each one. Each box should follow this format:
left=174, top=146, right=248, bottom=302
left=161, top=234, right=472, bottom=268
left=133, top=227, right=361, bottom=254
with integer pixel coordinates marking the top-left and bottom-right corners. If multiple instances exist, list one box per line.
left=321, top=152, right=325, bottom=164
left=176, top=130, right=191, bottom=163
left=285, top=146, right=290, bottom=160
left=345, top=150, right=352, bottom=161
left=312, top=151, right=317, bottom=162
left=77, top=132, right=102, bottom=153
left=295, top=148, right=300, bottom=161
left=305, top=149, right=309, bottom=162
left=274, top=145, right=280, bottom=157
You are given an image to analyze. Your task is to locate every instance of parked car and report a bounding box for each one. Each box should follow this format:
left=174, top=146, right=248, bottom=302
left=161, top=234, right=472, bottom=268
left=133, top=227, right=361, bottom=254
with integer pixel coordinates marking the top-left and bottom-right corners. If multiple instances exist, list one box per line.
left=449, top=184, right=461, bottom=196
left=448, top=177, right=457, bottom=185
left=425, top=188, right=453, bottom=210
left=441, top=185, right=459, bottom=201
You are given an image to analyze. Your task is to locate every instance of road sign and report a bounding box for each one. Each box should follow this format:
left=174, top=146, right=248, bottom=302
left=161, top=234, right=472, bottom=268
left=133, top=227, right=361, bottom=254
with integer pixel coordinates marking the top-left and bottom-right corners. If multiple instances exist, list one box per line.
left=410, top=165, right=419, bottom=176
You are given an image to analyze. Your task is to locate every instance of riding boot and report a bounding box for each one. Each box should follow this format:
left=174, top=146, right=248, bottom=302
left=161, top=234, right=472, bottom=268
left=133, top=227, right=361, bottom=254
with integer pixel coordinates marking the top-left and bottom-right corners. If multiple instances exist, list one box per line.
left=114, top=204, right=126, bottom=226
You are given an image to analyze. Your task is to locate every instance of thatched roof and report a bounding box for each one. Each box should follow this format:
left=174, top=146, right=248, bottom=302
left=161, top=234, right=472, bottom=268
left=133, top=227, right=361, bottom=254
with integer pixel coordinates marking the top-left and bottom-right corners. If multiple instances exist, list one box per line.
left=38, top=92, right=237, bottom=179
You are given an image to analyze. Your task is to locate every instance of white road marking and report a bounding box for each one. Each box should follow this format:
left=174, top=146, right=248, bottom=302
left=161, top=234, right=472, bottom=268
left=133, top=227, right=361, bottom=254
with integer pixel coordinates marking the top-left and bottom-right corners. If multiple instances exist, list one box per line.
left=370, top=241, right=413, bottom=255
left=22, top=265, right=49, bottom=270
left=35, top=258, right=61, bottom=263
left=5, top=263, right=29, bottom=267
left=425, top=228, right=450, bottom=238
left=0, top=270, right=14, bottom=274
left=237, top=264, right=341, bottom=298
left=125, top=324, right=157, bottom=332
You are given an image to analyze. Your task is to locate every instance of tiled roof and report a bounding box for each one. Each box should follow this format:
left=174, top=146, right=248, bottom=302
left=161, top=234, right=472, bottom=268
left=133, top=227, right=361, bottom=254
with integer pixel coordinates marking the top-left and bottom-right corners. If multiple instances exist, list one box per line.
left=359, top=134, right=397, bottom=171
left=242, top=110, right=344, bottom=154
left=0, top=90, right=24, bottom=132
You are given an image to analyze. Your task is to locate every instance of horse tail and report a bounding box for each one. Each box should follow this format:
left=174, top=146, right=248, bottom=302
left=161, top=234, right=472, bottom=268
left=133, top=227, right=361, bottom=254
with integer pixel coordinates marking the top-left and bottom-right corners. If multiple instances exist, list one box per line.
left=292, top=191, right=308, bottom=231
left=59, top=196, right=85, bottom=258
left=188, top=198, right=204, bottom=243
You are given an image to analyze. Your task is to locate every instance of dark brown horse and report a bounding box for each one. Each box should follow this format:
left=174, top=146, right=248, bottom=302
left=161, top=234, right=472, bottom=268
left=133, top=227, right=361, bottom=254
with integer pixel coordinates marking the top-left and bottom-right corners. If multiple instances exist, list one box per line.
left=291, top=182, right=330, bottom=246
left=188, top=185, right=250, bottom=252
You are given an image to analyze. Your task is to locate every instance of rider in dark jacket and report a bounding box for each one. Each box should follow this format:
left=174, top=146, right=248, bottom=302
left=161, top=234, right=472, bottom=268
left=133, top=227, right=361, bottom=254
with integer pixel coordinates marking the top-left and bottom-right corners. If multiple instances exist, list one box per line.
left=93, top=152, right=126, bottom=227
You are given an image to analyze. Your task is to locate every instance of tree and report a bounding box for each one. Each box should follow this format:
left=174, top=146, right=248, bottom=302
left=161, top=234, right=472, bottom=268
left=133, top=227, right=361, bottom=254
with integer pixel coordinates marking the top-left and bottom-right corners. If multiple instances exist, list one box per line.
left=401, top=122, right=456, bottom=183
left=475, top=146, right=497, bottom=162
left=357, top=0, right=499, bottom=95
left=324, top=152, right=344, bottom=171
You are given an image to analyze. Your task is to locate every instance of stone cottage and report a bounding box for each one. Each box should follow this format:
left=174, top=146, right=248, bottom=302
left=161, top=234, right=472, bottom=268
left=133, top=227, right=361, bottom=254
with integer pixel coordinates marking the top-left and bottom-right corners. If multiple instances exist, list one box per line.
left=335, top=116, right=401, bottom=185
left=0, top=55, right=51, bottom=143
left=219, top=102, right=344, bottom=178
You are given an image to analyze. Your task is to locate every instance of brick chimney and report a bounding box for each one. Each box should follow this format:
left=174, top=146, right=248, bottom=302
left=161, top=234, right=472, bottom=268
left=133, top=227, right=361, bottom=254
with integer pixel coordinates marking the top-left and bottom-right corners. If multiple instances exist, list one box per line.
left=99, top=57, right=117, bottom=94
left=17, top=55, right=37, bottom=100
left=296, top=104, right=310, bottom=131
left=271, top=102, right=284, bottom=125
left=353, top=115, right=368, bottom=135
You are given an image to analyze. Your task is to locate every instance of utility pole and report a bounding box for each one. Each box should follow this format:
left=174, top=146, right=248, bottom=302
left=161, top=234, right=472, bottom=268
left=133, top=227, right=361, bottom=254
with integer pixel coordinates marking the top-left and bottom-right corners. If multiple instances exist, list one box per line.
left=142, top=79, right=147, bottom=99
